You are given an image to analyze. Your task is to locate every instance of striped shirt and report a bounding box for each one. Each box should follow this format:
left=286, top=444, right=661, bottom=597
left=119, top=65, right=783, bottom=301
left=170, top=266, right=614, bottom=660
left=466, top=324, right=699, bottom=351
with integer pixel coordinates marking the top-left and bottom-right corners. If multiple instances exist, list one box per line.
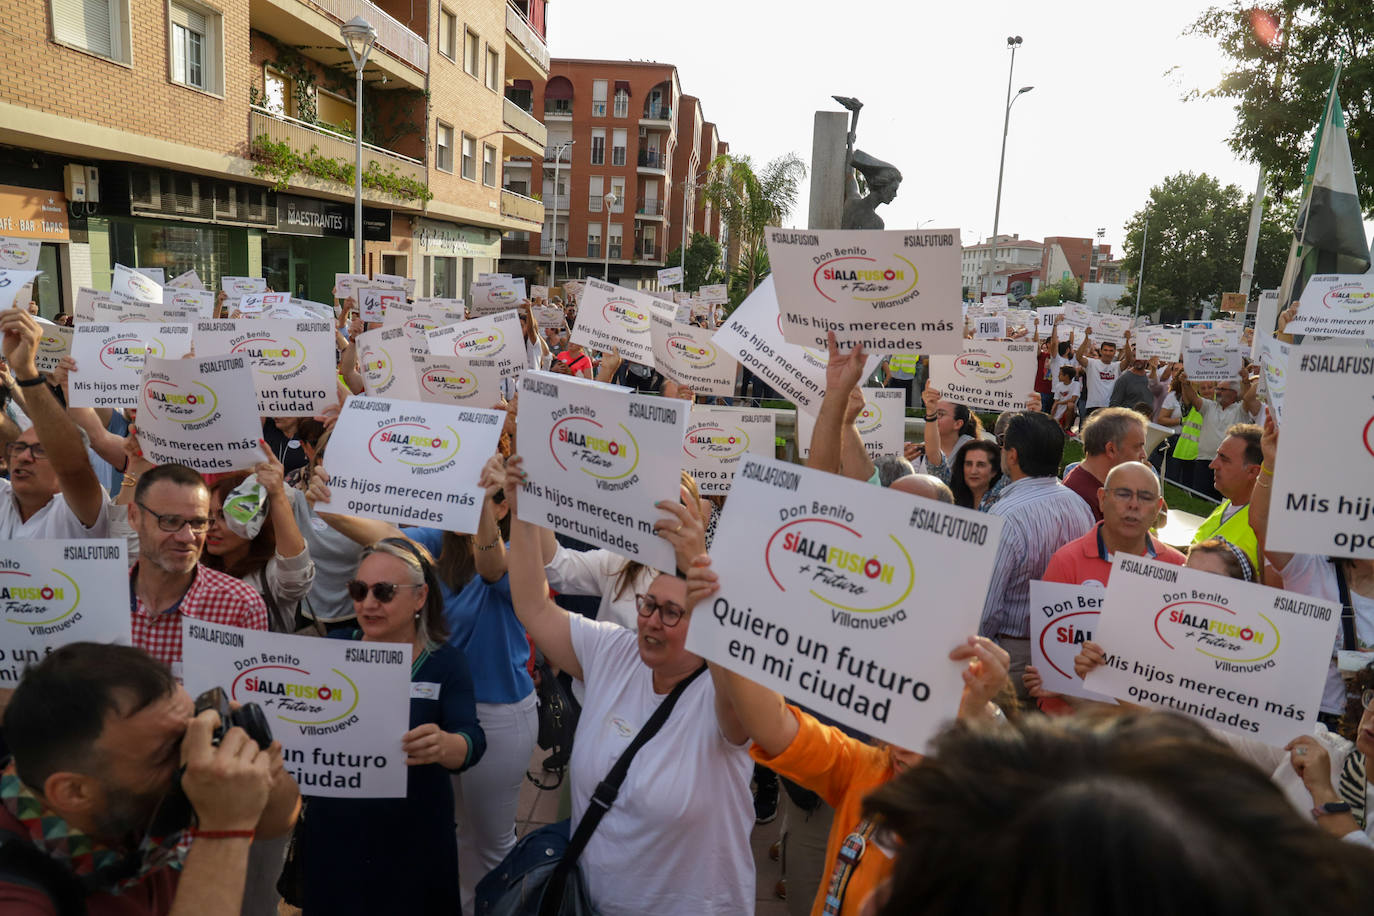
left=979, top=475, right=1096, bottom=638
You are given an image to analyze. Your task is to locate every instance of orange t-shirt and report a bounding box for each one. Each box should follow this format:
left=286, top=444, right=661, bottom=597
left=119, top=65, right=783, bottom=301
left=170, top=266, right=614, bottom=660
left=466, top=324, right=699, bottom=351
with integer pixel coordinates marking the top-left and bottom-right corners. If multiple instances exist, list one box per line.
left=751, top=706, right=895, bottom=916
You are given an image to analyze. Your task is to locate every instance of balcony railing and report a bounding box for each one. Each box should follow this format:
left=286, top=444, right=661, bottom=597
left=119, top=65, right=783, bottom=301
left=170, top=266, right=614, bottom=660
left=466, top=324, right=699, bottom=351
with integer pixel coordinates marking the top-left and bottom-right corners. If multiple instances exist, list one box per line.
left=250, top=107, right=425, bottom=190
left=500, top=189, right=544, bottom=223
left=544, top=194, right=570, bottom=209
left=637, top=150, right=666, bottom=169
left=636, top=199, right=665, bottom=216
left=307, top=0, right=427, bottom=73
left=587, top=242, right=601, bottom=258
left=543, top=145, right=572, bottom=162
left=506, top=2, right=550, bottom=71
left=642, top=106, right=671, bottom=121
left=502, top=98, right=547, bottom=147
left=543, top=101, right=573, bottom=118
left=635, top=244, right=660, bottom=261
left=539, top=239, right=567, bottom=255
left=608, top=245, right=623, bottom=259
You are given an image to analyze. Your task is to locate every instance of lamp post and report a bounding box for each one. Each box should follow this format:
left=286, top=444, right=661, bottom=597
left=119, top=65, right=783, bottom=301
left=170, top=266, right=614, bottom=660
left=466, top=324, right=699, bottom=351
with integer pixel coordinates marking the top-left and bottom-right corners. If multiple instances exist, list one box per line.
left=988, top=35, right=1031, bottom=299
left=340, top=16, right=376, bottom=276
left=1133, top=210, right=1150, bottom=322
left=602, top=191, right=618, bottom=281
left=548, top=138, right=574, bottom=285
left=679, top=168, right=709, bottom=289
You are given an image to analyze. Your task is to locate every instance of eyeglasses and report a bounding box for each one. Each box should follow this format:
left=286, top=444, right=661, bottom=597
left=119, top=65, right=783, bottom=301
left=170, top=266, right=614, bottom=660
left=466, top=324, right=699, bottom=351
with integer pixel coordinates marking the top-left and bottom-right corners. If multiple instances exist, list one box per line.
left=1108, top=488, right=1159, bottom=504
left=3, top=441, right=45, bottom=461
left=135, top=501, right=212, bottom=533
left=347, top=580, right=422, bottom=603
left=635, top=594, right=686, bottom=628
left=1362, top=688, right=1374, bottom=710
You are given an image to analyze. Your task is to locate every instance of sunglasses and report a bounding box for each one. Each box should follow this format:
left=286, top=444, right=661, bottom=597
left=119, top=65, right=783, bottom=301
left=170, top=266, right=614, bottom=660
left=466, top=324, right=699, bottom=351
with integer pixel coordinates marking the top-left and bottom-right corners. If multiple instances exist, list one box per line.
left=346, top=580, right=423, bottom=603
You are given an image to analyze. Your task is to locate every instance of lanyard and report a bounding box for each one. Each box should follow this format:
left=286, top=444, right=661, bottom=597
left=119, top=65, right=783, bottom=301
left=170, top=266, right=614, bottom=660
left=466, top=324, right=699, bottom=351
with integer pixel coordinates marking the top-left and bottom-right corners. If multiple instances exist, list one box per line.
left=822, top=816, right=877, bottom=916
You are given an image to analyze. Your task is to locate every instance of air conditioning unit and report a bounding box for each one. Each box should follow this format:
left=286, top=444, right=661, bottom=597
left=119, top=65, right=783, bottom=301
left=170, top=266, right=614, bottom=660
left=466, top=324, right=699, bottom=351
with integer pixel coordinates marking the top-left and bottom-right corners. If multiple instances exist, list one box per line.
left=65, top=163, right=87, bottom=202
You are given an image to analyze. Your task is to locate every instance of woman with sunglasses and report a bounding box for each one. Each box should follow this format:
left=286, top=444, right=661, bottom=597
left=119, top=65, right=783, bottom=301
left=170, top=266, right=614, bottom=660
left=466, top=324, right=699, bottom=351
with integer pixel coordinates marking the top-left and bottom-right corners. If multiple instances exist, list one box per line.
left=300, top=538, right=486, bottom=916
left=490, top=456, right=756, bottom=916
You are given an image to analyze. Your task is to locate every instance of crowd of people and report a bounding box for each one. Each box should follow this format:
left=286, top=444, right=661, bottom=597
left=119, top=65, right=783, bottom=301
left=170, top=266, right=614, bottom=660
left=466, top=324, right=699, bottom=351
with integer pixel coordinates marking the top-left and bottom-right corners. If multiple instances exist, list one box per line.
left=0, top=280, right=1370, bottom=916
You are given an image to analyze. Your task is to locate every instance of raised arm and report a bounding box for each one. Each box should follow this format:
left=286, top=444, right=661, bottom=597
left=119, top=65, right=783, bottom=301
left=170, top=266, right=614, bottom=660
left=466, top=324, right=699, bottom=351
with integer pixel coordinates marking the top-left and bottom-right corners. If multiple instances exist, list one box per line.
left=303, top=467, right=404, bottom=545
left=839, top=388, right=876, bottom=482
left=1177, top=369, right=1202, bottom=413
left=1075, top=327, right=1092, bottom=368
left=807, top=331, right=867, bottom=475
left=472, top=455, right=508, bottom=583
left=920, top=381, right=944, bottom=467
left=1249, top=413, right=1293, bottom=569
left=1240, top=368, right=1261, bottom=417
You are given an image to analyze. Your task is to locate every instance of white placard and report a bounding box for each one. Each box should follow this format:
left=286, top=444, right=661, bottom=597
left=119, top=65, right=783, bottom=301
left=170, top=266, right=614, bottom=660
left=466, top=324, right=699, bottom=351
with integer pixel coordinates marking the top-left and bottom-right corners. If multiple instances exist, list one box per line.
left=221, top=276, right=267, bottom=296
left=974, top=316, right=1006, bottom=339
left=1266, top=344, right=1374, bottom=558
left=370, top=273, right=408, bottom=291
left=685, top=455, right=1004, bottom=750
left=69, top=323, right=192, bottom=407
left=165, top=269, right=204, bottom=290
left=0, top=270, right=41, bottom=311
left=1182, top=343, right=1243, bottom=382
left=658, top=266, right=684, bottom=286
left=533, top=305, right=566, bottom=329
left=137, top=355, right=263, bottom=472
left=238, top=292, right=289, bottom=316
left=425, top=310, right=526, bottom=379
left=1089, top=314, right=1132, bottom=346
left=1134, top=327, right=1183, bottom=361
left=1028, top=580, right=1115, bottom=703
left=1082, top=555, right=1339, bottom=745
left=181, top=620, right=410, bottom=798
left=697, top=283, right=728, bottom=304
left=356, top=326, right=422, bottom=400
left=319, top=396, right=505, bottom=531
left=1252, top=289, right=1280, bottom=360
left=1292, top=274, right=1374, bottom=340
left=1035, top=306, right=1064, bottom=337
left=469, top=276, right=526, bottom=315
left=0, top=238, right=42, bottom=270
left=682, top=406, right=775, bottom=496
left=111, top=264, right=162, bottom=303
left=135, top=267, right=165, bottom=286
left=0, top=539, right=129, bottom=683
left=358, top=287, right=403, bottom=323
left=163, top=287, right=216, bottom=320
left=90, top=297, right=149, bottom=324
left=983, top=294, right=1008, bottom=314
left=34, top=324, right=73, bottom=374
left=412, top=354, right=506, bottom=407
left=530, top=284, right=550, bottom=300
left=795, top=387, right=905, bottom=458
left=1190, top=326, right=1239, bottom=350
left=333, top=273, right=368, bottom=300
left=1257, top=333, right=1289, bottom=425
left=649, top=309, right=739, bottom=397
left=928, top=341, right=1038, bottom=413
left=194, top=319, right=337, bottom=415
left=1061, top=303, right=1094, bottom=327
left=516, top=371, right=689, bottom=573
left=766, top=227, right=961, bottom=353
left=385, top=298, right=467, bottom=351
left=569, top=277, right=660, bottom=366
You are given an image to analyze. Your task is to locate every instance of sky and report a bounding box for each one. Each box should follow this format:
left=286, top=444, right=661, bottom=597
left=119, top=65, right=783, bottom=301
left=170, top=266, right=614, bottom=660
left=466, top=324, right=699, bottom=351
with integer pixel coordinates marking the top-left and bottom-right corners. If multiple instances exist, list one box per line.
left=546, top=0, right=1274, bottom=256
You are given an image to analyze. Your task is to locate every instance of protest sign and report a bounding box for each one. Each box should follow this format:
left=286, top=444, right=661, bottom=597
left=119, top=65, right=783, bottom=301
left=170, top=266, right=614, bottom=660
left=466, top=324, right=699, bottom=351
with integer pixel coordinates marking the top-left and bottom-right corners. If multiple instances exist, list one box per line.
left=1088, top=314, right=1132, bottom=346
left=1061, top=303, right=1094, bottom=327
left=1035, top=306, right=1064, bottom=337
left=413, top=354, right=505, bottom=407
left=1028, top=580, right=1115, bottom=703
left=0, top=539, right=129, bottom=684
left=137, top=355, right=263, bottom=472
left=1252, top=290, right=1280, bottom=360
left=698, top=283, right=728, bottom=304
left=795, top=387, right=906, bottom=459
left=674, top=302, right=693, bottom=323
left=0, top=269, right=41, bottom=311
left=1190, top=326, right=1239, bottom=349
left=358, top=287, right=403, bottom=323
left=657, top=266, right=684, bottom=286
left=1265, top=344, right=1374, bottom=558
left=333, top=273, right=368, bottom=300
left=928, top=341, right=1038, bottom=413
left=1134, top=327, right=1183, bottom=361
left=33, top=323, right=72, bottom=374
left=711, top=277, right=879, bottom=414
left=163, top=287, right=216, bottom=320
left=69, top=323, right=192, bottom=407
left=425, top=310, right=526, bottom=379
left=356, top=325, right=422, bottom=400
left=111, top=264, right=162, bottom=303
left=0, top=237, right=42, bottom=270
left=237, top=292, right=289, bottom=316
left=562, top=279, right=584, bottom=301
left=685, top=455, right=1004, bottom=750
left=272, top=299, right=333, bottom=321
left=649, top=308, right=739, bottom=397
left=533, top=305, right=566, bottom=329
left=1290, top=274, right=1374, bottom=340
left=1220, top=292, right=1248, bottom=313
left=1183, top=326, right=1242, bottom=382
left=765, top=227, right=961, bottom=353
left=221, top=276, right=266, bottom=296
left=469, top=276, right=525, bottom=315
left=182, top=620, right=409, bottom=798
left=569, top=277, right=661, bottom=366
left=385, top=298, right=467, bottom=350
left=1082, top=555, right=1338, bottom=745
left=1212, top=318, right=1242, bottom=336
left=371, top=273, right=408, bottom=291
left=318, top=396, right=503, bottom=531
left=1257, top=333, right=1289, bottom=425
left=166, top=269, right=204, bottom=290
left=90, top=296, right=149, bottom=324
left=531, top=284, right=550, bottom=300
left=516, top=371, right=689, bottom=573
left=682, top=406, right=775, bottom=496
left=983, top=294, right=1008, bottom=314
left=973, top=315, right=1006, bottom=339
left=194, top=319, right=337, bottom=415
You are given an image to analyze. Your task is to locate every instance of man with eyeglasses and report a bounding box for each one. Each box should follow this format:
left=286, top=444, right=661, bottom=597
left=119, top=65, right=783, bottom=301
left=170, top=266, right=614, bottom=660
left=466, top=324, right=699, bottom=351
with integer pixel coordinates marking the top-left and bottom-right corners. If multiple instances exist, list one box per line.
left=127, top=464, right=268, bottom=674
left=0, top=307, right=109, bottom=539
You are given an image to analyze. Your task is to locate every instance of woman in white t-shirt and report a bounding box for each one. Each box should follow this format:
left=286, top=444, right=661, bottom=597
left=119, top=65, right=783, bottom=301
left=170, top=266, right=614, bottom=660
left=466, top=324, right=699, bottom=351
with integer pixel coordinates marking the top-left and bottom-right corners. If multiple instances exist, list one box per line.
left=492, top=456, right=754, bottom=916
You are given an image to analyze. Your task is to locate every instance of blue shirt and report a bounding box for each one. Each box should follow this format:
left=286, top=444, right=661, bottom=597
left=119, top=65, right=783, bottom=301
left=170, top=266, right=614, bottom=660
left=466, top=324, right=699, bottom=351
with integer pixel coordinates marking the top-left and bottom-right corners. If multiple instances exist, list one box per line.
left=406, top=527, right=534, bottom=705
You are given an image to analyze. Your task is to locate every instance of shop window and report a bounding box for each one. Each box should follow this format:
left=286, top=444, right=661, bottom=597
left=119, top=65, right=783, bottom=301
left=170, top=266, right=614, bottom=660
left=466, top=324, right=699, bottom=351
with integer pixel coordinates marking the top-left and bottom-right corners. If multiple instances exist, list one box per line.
left=169, top=2, right=221, bottom=94
left=431, top=256, right=457, bottom=298
left=51, top=0, right=130, bottom=63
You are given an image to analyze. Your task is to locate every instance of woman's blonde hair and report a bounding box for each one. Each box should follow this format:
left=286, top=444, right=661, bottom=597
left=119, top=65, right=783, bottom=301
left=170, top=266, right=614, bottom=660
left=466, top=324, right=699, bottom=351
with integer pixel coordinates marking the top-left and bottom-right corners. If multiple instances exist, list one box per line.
left=357, top=538, right=449, bottom=646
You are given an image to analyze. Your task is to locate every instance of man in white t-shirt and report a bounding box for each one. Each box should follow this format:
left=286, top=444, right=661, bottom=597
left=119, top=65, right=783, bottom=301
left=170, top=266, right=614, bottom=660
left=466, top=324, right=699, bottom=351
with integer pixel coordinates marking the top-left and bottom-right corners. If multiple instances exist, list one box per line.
left=1074, top=326, right=1133, bottom=414
left=1178, top=370, right=1260, bottom=500
left=0, top=307, right=109, bottom=539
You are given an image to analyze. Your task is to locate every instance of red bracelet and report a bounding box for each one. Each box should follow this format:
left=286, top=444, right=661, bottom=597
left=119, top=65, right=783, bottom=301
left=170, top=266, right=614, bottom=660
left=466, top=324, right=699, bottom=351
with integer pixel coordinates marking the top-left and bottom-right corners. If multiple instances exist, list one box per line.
left=192, top=828, right=255, bottom=841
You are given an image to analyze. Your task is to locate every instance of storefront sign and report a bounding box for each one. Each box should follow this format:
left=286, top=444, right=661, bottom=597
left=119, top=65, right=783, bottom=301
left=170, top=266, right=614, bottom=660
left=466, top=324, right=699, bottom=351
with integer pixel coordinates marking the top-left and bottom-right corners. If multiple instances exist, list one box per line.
left=0, top=185, right=69, bottom=241
left=275, top=194, right=390, bottom=241
left=415, top=219, right=501, bottom=259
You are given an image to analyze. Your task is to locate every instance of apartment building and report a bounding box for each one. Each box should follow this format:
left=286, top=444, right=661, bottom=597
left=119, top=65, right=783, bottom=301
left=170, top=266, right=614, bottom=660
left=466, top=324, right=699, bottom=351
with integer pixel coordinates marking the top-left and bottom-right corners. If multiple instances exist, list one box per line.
left=499, top=58, right=729, bottom=289
left=0, top=0, right=549, bottom=315
left=1040, top=236, right=1111, bottom=287
left=960, top=234, right=1042, bottom=297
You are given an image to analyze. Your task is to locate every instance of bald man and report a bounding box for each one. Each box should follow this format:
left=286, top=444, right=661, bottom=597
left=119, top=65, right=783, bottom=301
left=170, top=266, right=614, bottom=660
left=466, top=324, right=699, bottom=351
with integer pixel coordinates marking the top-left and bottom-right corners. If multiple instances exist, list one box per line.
left=890, top=473, right=954, bottom=503
left=1041, top=461, right=1185, bottom=588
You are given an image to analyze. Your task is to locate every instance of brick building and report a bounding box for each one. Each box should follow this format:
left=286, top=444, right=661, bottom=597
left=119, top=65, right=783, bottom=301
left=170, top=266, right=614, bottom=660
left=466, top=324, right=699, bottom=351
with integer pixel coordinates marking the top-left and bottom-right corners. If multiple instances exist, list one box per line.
left=0, top=0, right=551, bottom=314
left=1040, top=236, right=1112, bottom=287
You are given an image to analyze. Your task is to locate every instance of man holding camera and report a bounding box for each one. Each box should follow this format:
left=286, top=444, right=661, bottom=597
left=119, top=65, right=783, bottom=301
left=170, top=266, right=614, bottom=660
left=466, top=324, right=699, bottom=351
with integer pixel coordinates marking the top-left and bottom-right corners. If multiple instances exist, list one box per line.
left=0, top=643, right=299, bottom=915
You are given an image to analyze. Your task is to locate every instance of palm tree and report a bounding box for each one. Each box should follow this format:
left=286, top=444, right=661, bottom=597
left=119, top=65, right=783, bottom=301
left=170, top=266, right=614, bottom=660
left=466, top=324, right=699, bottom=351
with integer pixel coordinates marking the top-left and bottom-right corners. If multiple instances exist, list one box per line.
left=703, top=152, right=806, bottom=297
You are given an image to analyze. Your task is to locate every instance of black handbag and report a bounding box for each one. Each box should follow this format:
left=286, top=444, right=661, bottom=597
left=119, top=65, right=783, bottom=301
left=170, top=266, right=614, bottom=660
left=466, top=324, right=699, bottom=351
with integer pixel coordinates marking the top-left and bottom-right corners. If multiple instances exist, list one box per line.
left=527, top=659, right=579, bottom=790
left=475, top=664, right=707, bottom=916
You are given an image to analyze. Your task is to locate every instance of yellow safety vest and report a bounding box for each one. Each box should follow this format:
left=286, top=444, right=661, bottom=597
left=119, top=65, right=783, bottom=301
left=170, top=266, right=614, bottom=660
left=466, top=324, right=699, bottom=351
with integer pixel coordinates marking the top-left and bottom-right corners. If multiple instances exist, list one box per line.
left=888, top=354, right=919, bottom=376
left=1173, top=408, right=1202, bottom=461
left=1192, top=501, right=1260, bottom=572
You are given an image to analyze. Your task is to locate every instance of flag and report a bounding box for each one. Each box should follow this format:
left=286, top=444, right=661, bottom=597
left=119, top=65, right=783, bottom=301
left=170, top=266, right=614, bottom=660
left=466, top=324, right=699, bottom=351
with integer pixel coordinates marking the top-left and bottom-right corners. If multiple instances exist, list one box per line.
left=1276, top=62, right=1370, bottom=312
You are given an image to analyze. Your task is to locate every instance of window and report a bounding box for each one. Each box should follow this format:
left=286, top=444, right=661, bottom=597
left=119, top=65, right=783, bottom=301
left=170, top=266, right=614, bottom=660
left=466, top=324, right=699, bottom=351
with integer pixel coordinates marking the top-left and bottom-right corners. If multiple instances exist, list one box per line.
left=589, top=129, right=605, bottom=165
left=316, top=90, right=353, bottom=131
left=609, top=178, right=625, bottom=212
left=482, top=144, right=497, bottom=186
left=263, top=69, right=293, bottom=116
left=51, top=0, right=128, bottom=62
left=461, top=133, right=476, bottom=180
left=613, top=88, right=629, bottom=118
left=587, top=176, right=604, bottom=212
left=430, top=256, right=457, bottom=298
left=608, top=223, right=623, bottom=259
left=437, top=7, right=456, bottom=60
left=587, top=223, right=602, bottom=258
left=591, top=80, right=607, bottom=117
left=167, top=2, right=221, bottom=93
left=464, top=28, right=480, bottom=78
left=611, top=129, right=627, bottom=167
left=641, top=225, right=657, bottom=260
left=485, top=46, right=500, bottom=91
left=436, top=122, right=454, bottom=172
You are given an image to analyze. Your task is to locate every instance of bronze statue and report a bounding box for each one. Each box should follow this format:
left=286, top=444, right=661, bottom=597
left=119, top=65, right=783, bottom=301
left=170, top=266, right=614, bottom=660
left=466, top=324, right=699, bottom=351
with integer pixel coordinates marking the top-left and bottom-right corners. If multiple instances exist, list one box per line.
left=833, top=96, right=902, bottom=229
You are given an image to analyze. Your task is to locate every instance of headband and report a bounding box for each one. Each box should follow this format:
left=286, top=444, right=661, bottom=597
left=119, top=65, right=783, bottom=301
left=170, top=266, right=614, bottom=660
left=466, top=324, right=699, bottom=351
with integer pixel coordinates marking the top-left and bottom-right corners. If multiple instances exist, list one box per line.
left=1215, top=537, right=1254, bottom=583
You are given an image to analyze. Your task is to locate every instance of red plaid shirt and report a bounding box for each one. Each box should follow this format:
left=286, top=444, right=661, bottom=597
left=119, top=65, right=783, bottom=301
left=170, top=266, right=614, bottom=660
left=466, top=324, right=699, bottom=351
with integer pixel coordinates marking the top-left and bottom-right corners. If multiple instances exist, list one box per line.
left=130, top=563, right=269, bottom=670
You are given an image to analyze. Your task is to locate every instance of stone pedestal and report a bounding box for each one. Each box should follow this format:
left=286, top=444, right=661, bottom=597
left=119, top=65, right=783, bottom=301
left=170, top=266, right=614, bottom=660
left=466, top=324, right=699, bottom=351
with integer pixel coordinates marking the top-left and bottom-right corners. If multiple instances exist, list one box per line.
left=807, top=111, right=848, bottom=230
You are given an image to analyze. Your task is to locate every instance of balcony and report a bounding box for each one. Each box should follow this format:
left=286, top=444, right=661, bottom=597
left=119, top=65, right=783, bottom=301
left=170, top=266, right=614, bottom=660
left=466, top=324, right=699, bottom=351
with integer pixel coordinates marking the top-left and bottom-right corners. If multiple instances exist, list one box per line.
left=639, top=105, right=672, bottom=126
left=540, top=239, right=567, bottom=255
left=543, top=144, right=573, bottom=163
left=636, top=199, right=665, bottom=218
left=250, top=107, right=425, bottom=204
left=500, top=189, right=544, bottom=225
left=250, top=0, right=425, bottom=87
left=544, top=194, right=570, bottom=210
left=635, top=243, right=661, bottom=262
left=543, top=100, right=573, bottom=120
left=505, top=1, right=550, bottom=77
left=637, top=149, right=667, bottom=174
left=587, top=242, right=601, bottom=258
left=502, top=98, right=546, bottom=156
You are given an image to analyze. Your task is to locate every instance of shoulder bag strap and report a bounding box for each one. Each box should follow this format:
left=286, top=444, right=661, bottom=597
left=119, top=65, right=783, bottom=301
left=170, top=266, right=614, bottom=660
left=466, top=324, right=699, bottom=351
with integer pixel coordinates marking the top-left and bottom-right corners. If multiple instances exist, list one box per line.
left=1335, top=561, right=1356, bottom=652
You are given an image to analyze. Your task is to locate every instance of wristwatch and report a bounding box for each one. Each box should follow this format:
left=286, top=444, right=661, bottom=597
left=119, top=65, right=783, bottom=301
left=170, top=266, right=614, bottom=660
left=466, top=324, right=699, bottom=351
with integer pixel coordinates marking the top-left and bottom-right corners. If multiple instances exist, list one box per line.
left=1312, top=801, right=1352, bottom=819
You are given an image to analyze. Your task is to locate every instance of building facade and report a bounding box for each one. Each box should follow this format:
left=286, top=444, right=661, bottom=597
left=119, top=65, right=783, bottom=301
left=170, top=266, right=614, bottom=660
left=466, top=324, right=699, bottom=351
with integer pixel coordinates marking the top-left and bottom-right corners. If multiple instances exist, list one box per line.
left=1, top=0, right=550, bottom=315
left=1039, top=236, right=1111, bottom=288
left=961, top=234, right=1042, bottom=299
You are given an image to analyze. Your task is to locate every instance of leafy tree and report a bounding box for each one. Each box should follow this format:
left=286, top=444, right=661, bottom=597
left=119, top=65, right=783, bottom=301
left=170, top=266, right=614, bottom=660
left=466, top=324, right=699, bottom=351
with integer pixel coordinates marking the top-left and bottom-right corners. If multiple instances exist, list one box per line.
left=1187, top=2, right=1374, bottom=211
left=663, top=232, right=723, bottom=291
left=703, top=152, right=806, bottom=296
left=726, top=247, right=770, bottom=315
left=1031, top=276, right=1083, bottom=309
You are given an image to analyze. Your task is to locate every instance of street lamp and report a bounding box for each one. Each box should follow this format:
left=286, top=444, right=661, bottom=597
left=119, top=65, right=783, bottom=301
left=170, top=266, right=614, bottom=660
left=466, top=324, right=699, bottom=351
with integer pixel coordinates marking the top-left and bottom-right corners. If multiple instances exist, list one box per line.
left=548, top=138, right=574, bottom=285
left=989, top=34, right=1031, bottom=299
left=602, top=191, right=618, bottom=281
left=679, top=168, right=709, bottom=289
left=340, top=16, right=376, bottom=275
left=1134, top=210, right=1150, bottom=322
